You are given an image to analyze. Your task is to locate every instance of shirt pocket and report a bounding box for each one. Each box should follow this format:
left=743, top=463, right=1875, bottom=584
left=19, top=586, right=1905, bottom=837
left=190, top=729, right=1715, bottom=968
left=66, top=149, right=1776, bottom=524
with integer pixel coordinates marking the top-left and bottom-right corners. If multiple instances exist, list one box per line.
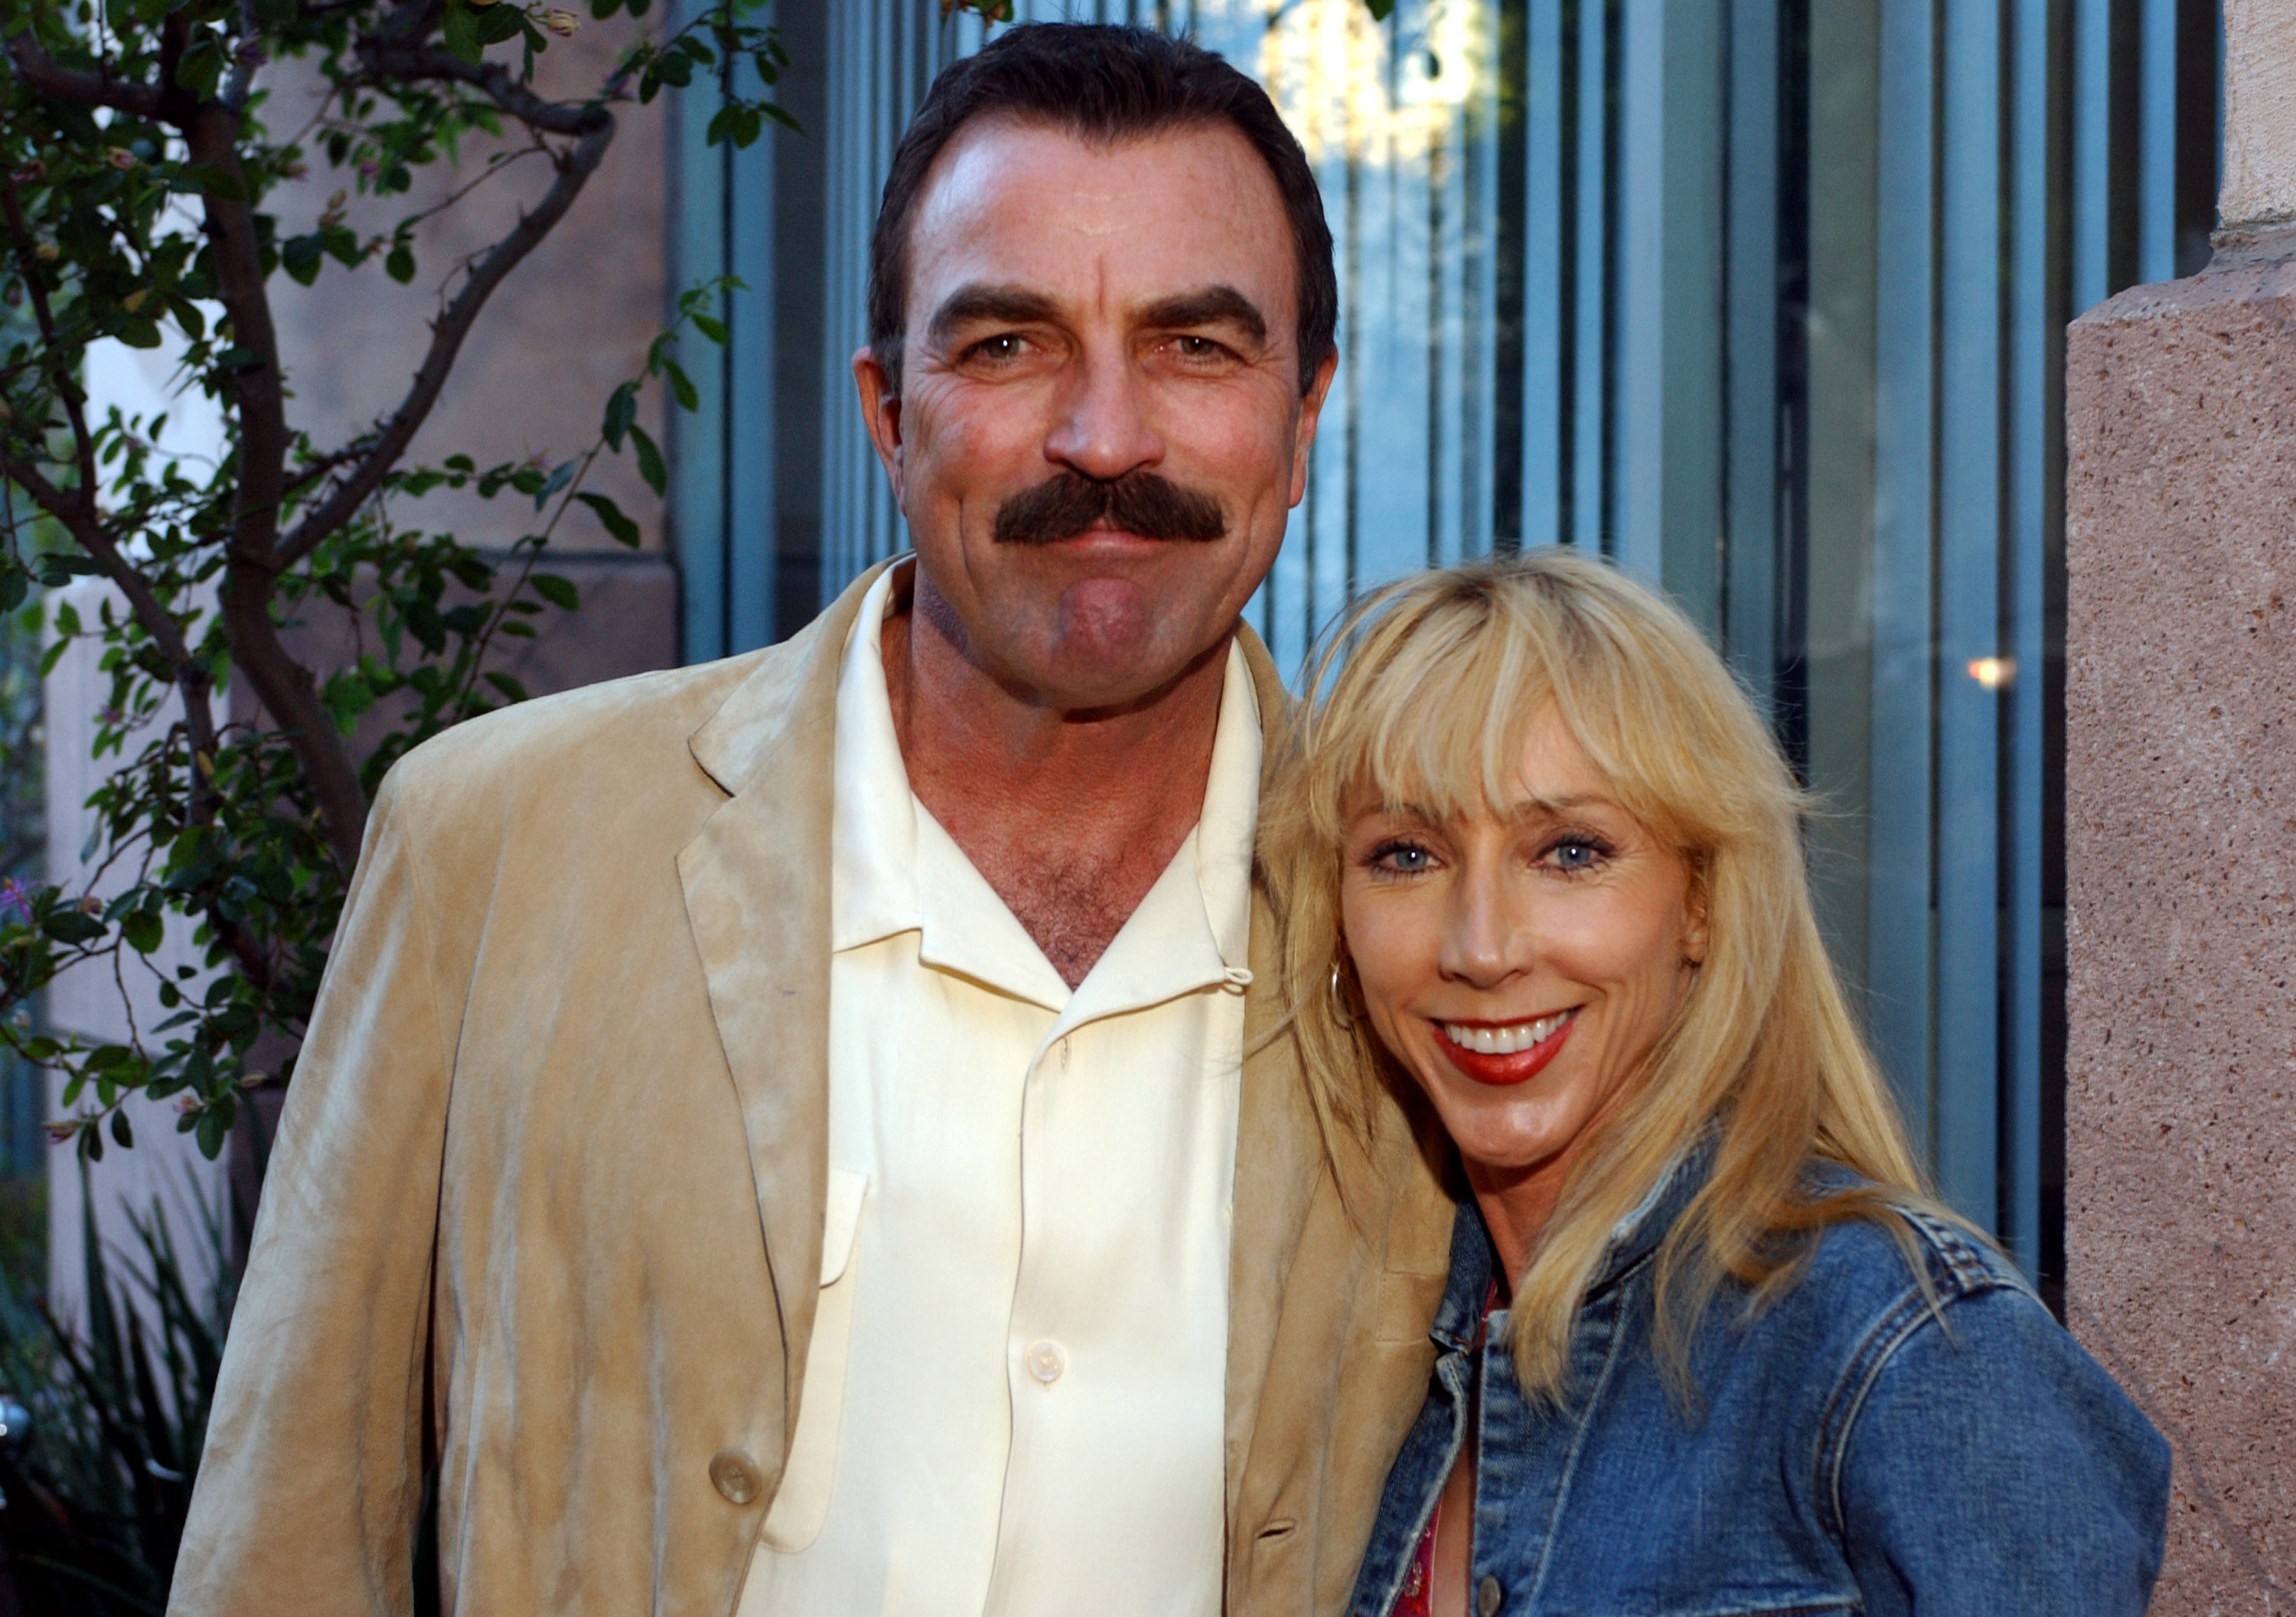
left=760, top=1167, right=869, bottom=1553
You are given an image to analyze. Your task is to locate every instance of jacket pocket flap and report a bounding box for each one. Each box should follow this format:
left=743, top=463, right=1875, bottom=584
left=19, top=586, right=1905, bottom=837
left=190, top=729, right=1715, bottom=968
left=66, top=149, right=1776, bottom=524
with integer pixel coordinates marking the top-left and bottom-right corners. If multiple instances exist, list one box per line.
left=820, top=1169, right=867, bottom=1286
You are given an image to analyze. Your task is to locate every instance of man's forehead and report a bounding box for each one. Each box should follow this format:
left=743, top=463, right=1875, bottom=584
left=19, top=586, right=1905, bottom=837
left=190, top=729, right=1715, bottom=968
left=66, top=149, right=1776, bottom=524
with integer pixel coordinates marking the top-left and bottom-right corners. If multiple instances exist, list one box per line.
left=905, top=116, right=1293, bottom=312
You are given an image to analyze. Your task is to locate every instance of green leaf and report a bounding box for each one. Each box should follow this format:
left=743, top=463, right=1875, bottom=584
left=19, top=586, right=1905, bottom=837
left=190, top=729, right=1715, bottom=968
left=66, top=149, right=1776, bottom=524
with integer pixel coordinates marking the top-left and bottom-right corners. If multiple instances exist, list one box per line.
left=444, top=1, right=483, bottom=62
left=111, top=1107, right=134, bottom=1149
left=475, top=2, right=524, bottom=43
left=690, top=311, right=728, bottom=345
left=176, top=31, right=224, bottom=100
left=196, top=1104, right=228, bottom=1159
left=533, top=458, right=577, bottom=510
left=386, top=243, right=416, bottom=283
left=530, top=573, right=579, bottom=611
left=44, top=910, right=106, bottom=945
left=118, top=319, right=165, bottom=350
left=628, top=425, right=667, bottom=496
left=483, top=670, right=530, bottom=703
left=576, top=491, right=641, bottom=548
left=601, top=381, right=637, bottom=449
left=661, top=357, right=699, bottom=412
left=121, top=908, right=164, bottom=954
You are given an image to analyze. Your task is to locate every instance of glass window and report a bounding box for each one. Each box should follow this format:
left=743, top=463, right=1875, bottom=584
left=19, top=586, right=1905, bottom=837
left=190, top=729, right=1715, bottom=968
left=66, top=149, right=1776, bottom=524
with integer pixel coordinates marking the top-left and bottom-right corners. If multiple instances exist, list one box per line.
left=676, top=0, right=2219, bottom=1302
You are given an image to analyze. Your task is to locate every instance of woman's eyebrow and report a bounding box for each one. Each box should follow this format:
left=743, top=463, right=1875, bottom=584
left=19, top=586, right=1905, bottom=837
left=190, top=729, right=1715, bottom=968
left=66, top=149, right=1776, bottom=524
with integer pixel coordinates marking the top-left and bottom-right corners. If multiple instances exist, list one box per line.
left=1499, top=791, right=1617, bottom=822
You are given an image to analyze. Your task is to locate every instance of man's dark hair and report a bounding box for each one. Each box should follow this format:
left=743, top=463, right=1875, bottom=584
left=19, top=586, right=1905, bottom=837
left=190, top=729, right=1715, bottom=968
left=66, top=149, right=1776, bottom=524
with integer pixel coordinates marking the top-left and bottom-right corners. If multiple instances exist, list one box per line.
left=866, top=24, right=1337, bottom=397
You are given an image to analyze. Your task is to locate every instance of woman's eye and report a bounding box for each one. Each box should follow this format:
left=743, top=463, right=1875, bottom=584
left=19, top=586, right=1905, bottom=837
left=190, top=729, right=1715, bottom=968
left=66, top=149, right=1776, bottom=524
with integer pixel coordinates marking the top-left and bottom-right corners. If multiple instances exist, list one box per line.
left=1545, top=838, right=1607, bottom=872
left=1368, top=839, right=1437, bottom=875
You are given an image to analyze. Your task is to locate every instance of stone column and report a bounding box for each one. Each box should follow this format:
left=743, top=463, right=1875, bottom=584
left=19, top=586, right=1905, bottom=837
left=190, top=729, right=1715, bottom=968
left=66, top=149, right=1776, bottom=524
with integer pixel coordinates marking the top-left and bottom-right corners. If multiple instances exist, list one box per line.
left=2064, top=5, right=2296, bottom=1610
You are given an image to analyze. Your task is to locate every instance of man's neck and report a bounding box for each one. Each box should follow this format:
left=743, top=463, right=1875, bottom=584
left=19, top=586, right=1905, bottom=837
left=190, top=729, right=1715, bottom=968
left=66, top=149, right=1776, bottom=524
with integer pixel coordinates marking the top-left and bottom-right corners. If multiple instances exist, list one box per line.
left=880, top=578, right=1233, bottom=989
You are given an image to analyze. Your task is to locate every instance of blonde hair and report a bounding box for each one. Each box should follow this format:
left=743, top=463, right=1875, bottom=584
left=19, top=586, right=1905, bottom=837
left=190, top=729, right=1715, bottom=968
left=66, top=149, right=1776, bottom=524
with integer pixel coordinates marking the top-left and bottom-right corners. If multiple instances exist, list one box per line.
left=1260, top=549, right=1940, bottom=1403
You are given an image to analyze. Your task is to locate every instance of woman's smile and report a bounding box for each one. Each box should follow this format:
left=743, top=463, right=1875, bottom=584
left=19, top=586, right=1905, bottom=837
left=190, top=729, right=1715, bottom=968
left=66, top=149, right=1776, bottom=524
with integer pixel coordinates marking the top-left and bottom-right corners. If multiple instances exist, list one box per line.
left=1431, top=1008, right=1580, bottom=1084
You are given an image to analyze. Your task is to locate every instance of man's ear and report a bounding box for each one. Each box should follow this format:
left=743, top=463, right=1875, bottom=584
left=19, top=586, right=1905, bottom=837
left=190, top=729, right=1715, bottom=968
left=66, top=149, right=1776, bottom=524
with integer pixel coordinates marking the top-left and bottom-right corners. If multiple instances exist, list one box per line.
left=852, top=344, right=905, bottom=508
left=1288, top=350, right=1339, bottom=507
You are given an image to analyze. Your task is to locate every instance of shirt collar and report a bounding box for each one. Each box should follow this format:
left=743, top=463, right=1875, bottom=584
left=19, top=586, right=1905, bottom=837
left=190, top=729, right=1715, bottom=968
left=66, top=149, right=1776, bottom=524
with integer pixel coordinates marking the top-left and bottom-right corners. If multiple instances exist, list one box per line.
left=831, top=559, right=1263, bottom=1021
left=830, top=562, right=921, bottom=954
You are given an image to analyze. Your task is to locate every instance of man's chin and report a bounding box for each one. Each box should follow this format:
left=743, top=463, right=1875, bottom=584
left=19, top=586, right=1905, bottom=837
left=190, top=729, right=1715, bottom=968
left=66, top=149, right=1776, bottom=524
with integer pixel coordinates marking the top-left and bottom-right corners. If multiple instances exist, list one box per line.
left=1022, top=626, right=1231, bottom=716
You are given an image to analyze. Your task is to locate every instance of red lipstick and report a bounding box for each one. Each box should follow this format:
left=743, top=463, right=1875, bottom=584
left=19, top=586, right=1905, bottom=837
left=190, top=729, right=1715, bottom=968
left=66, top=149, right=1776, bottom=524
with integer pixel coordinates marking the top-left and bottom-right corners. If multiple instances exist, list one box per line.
left=1433, top=1010, right=1579, bottom=1087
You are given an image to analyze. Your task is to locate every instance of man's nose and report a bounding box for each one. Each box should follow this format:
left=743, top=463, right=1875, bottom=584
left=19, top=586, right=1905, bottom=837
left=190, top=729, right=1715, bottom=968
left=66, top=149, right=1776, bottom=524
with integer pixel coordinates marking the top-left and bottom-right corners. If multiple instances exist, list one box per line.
left=1438, top=875, right=1529, bottom=990
left=1043, top=345, right=1163, bottom=480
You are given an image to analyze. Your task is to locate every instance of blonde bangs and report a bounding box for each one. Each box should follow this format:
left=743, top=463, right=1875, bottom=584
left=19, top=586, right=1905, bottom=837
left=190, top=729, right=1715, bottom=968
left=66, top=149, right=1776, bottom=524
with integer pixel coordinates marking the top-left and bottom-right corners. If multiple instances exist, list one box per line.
left=1295, top=554, right=1799, bottom=869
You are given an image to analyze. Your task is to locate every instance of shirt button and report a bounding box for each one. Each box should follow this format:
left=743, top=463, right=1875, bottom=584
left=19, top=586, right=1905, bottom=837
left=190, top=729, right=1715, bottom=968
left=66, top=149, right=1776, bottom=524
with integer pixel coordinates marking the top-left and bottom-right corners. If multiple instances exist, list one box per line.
left=1476, top=1575, right=1503, bottom=1616
left=708, top=1448, right=763, bottom=1506
left=1025, top=1340, right=1067, bottom=1384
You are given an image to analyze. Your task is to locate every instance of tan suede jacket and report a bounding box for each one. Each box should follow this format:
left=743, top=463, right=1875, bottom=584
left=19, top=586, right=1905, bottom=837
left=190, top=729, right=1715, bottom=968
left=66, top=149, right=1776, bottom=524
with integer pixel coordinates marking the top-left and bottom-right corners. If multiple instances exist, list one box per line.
left=168, top=565, right=1454, bottom=1617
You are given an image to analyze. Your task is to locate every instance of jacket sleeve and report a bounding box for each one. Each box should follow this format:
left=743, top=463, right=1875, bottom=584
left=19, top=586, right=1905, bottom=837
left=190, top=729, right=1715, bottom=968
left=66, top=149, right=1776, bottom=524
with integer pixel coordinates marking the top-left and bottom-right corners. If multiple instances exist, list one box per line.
left=168, top=770, right=454, bottom=1615
left=1832, top=1282, right=2172, bottom=1617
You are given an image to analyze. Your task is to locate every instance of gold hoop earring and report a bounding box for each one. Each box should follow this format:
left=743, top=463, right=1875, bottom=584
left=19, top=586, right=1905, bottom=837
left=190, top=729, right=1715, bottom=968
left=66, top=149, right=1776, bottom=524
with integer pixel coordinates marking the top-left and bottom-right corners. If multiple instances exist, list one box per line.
left=1327, top=962, right=1355, bottom=1030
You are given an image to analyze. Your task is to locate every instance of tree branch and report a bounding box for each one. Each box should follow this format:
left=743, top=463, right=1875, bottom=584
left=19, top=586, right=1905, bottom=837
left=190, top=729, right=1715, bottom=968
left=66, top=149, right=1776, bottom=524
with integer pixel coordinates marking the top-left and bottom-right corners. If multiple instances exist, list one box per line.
left=354, top=37, right=616, bottom=137
left=1, top=175, right=102, bottom=529
left=184, top=103, right=292, bottom=564
left=220, top=553, right=368, bottom=872
left=0, top=448, right=225, bottom=801
left=2, top=33, right=165, bottom=119
left=276, top=116, right=614, bottom=570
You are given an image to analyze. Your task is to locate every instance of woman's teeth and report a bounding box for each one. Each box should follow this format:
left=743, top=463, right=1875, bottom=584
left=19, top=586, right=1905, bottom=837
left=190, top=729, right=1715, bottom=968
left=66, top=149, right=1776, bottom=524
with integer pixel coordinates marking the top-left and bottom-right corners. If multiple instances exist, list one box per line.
left=1440, top=1011, right=1573, bottom=1055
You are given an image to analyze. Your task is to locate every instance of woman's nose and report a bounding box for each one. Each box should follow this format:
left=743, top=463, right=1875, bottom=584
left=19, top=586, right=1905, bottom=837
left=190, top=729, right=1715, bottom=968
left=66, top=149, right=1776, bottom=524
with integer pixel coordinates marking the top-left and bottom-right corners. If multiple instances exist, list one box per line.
left=1438, top=877, right=1527, bottom=989
left=1043, top=349, right=1163, bottom=479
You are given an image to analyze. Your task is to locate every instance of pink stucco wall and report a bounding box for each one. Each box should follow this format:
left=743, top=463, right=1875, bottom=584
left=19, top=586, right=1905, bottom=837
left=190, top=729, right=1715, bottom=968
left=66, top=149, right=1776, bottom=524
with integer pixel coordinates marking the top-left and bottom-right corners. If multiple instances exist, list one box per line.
left=2065, top=226, right=2296, bottom=1615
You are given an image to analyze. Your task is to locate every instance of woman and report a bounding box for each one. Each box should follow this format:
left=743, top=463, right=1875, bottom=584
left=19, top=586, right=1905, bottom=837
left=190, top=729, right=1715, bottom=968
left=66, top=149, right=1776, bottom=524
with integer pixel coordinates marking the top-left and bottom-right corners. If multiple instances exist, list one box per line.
left=1262, top=552, right=2168, bottom=1617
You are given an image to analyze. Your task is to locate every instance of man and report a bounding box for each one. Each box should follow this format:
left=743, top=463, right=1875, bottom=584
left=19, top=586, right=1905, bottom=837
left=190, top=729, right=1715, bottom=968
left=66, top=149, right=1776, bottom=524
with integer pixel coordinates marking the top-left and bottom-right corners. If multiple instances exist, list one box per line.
left=170, top=24, right=1453, bottom=1617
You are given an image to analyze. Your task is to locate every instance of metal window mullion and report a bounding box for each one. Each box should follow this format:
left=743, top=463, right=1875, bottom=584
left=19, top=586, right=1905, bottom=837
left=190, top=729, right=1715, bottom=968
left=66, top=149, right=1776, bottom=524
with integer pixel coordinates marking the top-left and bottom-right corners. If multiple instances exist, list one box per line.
left=1466, top=22, right=1502, bottom=563
left=2137, top=0, right=2177, bottom=284
left=1932, top=0, right=2001, bottom=1232
left=1570, top=0, right=1611, bottom=552
left=1724, top=0, right=1780, bottom=708
left=1611, top=0, right=1666, bottom=588
left=2001, top=0, right=2051, bottom=1277
left=1521, top=0, right=1567, bottom=549
left=1867, top=0, right=1938, bottom=1161
left=2069, top=0, right=2109, bottom=311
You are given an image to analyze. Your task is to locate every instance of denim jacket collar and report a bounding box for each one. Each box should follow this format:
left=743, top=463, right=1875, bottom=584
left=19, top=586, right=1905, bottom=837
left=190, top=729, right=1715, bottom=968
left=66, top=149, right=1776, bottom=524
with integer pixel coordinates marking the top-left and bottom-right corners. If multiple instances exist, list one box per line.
left=1429, top=1133, right=1719, bottom=1353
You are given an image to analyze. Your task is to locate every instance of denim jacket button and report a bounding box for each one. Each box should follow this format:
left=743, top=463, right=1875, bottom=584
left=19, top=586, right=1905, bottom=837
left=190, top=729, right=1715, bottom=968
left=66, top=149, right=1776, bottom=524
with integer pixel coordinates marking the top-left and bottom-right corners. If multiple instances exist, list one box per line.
left=1475, top=1576, right=1502, bottom=1616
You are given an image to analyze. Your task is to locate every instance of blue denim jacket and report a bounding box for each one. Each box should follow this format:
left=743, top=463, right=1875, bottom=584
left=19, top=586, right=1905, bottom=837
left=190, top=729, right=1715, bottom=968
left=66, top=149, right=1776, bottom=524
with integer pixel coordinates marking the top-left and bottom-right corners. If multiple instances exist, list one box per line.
left=1349, top=1152, right=2170, bottom=1617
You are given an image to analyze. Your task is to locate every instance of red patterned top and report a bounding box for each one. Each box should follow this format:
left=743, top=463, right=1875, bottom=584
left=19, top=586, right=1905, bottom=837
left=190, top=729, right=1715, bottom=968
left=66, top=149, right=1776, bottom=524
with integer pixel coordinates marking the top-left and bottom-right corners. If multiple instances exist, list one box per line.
left=1392, top=1499, right=1443, bottom=1617
left=1389, top=1279, right=1500, bottom=1617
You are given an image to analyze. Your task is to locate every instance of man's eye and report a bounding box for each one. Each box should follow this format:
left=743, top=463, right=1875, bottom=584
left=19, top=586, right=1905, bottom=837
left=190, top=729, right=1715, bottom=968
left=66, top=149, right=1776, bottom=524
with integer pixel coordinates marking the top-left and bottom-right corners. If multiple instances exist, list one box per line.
left=970, top=334, right=1026, bottom=363
left=1172, top=335, right=1225, bottom=360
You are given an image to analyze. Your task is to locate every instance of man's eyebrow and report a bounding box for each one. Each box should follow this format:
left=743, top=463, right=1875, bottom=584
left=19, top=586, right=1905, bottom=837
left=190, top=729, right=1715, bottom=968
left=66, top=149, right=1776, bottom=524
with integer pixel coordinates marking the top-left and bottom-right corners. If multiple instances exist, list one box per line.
left=1136, top=285, right=1268, bottom=345
left=925, top=284, right=1063, bottom=347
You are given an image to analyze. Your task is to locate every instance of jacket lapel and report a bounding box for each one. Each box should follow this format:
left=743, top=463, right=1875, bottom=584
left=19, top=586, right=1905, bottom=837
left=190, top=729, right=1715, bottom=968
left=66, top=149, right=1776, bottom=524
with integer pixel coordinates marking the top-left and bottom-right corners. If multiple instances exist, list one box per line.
left=678, top=563, right=889, bottom=1440
left=1224, top=628, right=1327, bottom=1515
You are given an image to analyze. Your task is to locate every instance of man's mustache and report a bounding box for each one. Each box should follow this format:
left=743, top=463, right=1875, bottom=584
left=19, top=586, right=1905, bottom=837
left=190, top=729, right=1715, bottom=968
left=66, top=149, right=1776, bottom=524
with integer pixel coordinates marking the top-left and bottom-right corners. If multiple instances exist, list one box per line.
left=991, top=471, right=1228, bottom=546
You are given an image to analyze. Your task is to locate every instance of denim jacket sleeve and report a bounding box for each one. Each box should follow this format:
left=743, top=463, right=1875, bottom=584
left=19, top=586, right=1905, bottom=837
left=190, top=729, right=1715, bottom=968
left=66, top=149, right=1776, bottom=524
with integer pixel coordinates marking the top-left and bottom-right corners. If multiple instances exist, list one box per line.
left=1827, top=1280, right=2171, bottom=1617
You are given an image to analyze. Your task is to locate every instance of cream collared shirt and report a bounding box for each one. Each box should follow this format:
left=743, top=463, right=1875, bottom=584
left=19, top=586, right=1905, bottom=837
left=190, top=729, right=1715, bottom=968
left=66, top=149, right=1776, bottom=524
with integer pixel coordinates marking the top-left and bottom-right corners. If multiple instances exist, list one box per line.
left=736, top=565, right=1260, bottom=1617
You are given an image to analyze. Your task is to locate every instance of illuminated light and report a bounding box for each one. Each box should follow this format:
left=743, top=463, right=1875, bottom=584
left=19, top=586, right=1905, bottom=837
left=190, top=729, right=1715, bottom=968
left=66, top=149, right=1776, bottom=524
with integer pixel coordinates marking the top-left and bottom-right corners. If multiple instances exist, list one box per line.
left=1966, top=656, right=2017, bottom=690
